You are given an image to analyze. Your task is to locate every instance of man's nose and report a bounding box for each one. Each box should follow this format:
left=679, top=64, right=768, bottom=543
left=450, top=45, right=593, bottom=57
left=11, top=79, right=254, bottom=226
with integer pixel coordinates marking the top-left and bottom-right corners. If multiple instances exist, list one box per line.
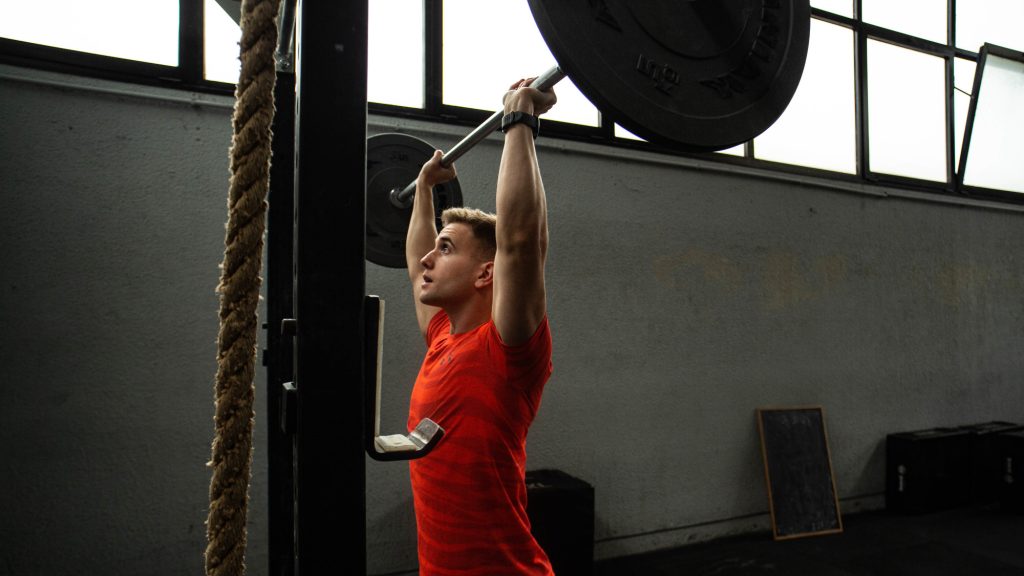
left=420, top=250, right=434, bottom=269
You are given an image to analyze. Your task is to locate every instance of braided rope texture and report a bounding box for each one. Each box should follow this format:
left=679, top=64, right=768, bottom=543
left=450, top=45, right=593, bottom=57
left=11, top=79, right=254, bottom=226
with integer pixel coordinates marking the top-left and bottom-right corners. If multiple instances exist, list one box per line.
left=206, top=0, right=281, bottom=574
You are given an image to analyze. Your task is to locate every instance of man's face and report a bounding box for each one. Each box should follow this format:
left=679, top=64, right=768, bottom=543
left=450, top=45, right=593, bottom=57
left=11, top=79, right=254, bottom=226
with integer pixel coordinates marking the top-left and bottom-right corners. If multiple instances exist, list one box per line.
left=418, top=223, right=491, bottom=307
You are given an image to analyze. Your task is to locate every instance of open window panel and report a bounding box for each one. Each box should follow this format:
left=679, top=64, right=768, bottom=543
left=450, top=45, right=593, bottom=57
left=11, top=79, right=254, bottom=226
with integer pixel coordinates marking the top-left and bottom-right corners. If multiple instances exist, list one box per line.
left=956, top=44, right=1024, bottom=196
left=364, top=296, right=444, bottom=461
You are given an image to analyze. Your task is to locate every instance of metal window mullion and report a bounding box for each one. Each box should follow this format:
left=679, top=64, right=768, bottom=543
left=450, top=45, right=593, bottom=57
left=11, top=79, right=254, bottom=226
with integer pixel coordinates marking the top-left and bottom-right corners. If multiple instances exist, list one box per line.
left=853, top=0, right=870, bottom=179
left=179, top=0, right=204, bottom=85
left=425, top=0, right=443, bottom=114
left=945, top=0, right=956, bottom=191
left=597, top=112, right=615, bottom=141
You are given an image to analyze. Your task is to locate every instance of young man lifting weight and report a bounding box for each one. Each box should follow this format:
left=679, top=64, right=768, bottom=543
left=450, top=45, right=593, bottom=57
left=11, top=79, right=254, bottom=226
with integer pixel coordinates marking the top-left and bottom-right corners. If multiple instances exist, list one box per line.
left=404, top=78, right=557, bottom=575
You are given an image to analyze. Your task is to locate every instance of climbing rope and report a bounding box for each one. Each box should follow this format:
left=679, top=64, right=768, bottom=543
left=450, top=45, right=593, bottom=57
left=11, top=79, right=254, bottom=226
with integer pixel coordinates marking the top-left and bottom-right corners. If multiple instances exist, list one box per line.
left=206, top=0, right=281, bottom=574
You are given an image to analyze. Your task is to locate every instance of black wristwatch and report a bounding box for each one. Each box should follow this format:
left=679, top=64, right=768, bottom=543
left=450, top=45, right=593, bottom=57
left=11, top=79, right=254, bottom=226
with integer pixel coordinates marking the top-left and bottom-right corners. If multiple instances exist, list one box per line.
left=500, top=111, right=540, bottom=139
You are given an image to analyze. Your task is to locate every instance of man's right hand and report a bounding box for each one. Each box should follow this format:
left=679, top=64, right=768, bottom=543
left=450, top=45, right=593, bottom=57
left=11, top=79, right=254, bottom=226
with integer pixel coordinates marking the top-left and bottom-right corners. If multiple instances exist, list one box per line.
left=417, top=150, right=457, bottom=190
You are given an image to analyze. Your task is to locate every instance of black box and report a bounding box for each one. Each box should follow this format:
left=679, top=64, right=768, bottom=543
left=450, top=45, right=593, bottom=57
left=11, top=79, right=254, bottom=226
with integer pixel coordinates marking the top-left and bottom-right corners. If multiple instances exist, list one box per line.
left=962, top=421, right=1023, bottom=504
left=527, top=469, right=594, bottom=576
left=886, top=427, right=971, bottom=513
left=994, top=430, right=1024, bottom=513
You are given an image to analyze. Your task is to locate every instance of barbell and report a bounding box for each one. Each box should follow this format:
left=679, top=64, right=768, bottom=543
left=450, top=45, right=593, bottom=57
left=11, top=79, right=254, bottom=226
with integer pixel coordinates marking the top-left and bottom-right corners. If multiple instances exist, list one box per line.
left=367, top=0, right=811, bottom=268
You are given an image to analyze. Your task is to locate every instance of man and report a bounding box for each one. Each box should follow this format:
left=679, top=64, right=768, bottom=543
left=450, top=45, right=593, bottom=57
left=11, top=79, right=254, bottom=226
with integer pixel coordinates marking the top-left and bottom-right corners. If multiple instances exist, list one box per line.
left=404, top=78, right=557, bottom=575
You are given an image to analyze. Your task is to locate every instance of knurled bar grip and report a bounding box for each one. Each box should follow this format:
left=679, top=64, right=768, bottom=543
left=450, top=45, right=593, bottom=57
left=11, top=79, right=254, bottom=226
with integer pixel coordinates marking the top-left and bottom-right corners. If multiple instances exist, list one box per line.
left=388, top=65, right=567, bottom=209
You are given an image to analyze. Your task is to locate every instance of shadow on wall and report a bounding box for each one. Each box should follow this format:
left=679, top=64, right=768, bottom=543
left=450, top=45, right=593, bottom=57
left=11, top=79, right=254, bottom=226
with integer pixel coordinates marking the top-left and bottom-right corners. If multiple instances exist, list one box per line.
left=366, top=496, right=419, bottom=574
left=853, top=438, right=886, bottom=497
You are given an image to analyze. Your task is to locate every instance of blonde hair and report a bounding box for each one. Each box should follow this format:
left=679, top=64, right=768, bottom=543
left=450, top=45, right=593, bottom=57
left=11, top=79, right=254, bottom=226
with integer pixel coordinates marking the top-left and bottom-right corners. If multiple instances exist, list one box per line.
left=441, top=207, right=497, bottom=261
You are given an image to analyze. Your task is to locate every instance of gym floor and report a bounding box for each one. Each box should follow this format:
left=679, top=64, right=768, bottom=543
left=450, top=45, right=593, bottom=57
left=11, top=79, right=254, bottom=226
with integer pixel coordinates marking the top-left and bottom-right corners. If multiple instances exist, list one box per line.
left=593, top=504, right=1024, bottom=575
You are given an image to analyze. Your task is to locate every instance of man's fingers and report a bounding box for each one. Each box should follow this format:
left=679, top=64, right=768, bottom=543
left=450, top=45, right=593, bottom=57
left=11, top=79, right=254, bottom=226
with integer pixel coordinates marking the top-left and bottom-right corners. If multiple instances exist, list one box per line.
left=503, top=77, right=559, bottom=115
left=419, top=150, right=456, bottom=187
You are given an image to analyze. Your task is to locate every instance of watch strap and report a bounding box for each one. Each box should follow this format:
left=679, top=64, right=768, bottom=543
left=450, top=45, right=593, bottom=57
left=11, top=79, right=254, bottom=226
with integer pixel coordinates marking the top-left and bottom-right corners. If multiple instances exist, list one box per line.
left=500, top=112, right=539, bottom=139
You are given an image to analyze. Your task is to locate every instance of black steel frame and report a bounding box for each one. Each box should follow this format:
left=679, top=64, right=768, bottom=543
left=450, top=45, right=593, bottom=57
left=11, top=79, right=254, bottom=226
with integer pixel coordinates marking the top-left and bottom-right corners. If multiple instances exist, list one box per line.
left=265, top=69, right=296, bottom=576
left=264, top=1, right=369, bottom=575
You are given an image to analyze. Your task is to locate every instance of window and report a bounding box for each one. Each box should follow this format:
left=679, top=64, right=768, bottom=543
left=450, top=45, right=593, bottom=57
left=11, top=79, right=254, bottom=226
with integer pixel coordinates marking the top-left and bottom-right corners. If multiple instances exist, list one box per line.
left=754, top=19, right=855, bottom=174
left=811, top=0, right=851, bottom=19
left=0, top=0, right=178, bottom=65
left=866, top=40, right=946, bottom=182
left=958, top=47, right=1024, bottom=194
left=862, top=0, right=946, bottom=44
left=956, top=1, right=1024, bottom=54
left=2, top=1, right=1022, bottom=202
left=205, top=0, right=241, bottom=84
left=369, top=0, right=424, bottom=108
left=953, top=58, right=976, bottom=167
left=440, top=0, right=597, bottom=127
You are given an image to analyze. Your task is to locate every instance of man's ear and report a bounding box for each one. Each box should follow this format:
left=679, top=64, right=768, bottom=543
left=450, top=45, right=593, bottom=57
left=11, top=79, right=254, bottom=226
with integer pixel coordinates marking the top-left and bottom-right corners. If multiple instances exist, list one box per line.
left=475, top=261, right=494, bottom=288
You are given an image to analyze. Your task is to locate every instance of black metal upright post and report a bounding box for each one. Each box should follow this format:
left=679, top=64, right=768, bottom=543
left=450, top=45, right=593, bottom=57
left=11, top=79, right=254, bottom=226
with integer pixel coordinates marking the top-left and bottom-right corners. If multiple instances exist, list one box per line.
left=266, top=68, right=297, bottom=576
left=292, top=0, right=368, bottom=574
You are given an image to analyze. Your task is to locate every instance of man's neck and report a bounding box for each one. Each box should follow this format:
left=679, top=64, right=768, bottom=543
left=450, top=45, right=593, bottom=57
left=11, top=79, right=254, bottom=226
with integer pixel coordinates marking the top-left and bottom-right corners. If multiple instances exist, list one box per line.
left=444, top=298, right=492, bottom=335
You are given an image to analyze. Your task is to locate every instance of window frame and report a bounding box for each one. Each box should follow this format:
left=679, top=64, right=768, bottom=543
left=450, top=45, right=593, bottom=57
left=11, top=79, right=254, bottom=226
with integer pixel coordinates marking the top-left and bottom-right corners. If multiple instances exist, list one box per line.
left=0, top=0, right=1018, bottom=204
left=0, top=0, right=218, bottom=95
left=955, top=43, right=1024, bottom=202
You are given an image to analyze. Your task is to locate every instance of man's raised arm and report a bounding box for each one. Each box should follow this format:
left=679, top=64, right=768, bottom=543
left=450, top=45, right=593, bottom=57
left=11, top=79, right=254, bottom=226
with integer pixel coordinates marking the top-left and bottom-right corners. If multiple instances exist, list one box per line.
left=406, top=151, right=454, bottom=339
left=493, top=80, right=557, bottom=346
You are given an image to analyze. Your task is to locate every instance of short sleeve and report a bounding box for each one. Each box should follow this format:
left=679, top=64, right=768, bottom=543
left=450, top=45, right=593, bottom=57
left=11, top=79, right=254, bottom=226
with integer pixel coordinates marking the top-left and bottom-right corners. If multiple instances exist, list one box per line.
left=488, top=317, right=553, bottom=390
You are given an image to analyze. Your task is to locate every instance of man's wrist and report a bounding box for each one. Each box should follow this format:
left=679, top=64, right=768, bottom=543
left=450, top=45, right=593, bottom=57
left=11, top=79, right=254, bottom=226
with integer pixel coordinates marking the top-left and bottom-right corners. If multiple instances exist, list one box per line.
left=416, top=175, right=436, bottom=190
left=500, top=111, right=540, bottom=139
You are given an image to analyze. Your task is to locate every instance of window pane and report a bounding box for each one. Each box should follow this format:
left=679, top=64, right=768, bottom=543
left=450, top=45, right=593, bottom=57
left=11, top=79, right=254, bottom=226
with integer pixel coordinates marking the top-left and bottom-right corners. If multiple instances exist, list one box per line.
left=614, top=124, right=643, bottom=142
left=442, top=0, right=598, bottom=126
left=755, top=20, right=855, bottom=174
left=715, top=144, right=745, bottom=157
left=867, top=40, right=946, bottom=182
left=961, top=54, right=1024, bottom=193
left=812, top=0, right=852, bottom=18
left=953, top=58, right=976, bottom=168
left=0, top=0, right=178, bottom=65
left=369, top=0, right=424, bottom=108
left=613, top=125, right=744, bottom=156
left=205, top=0, right=241, bottom=84
left=957, top=0, right=1024, bottom=53
left=862, top=0, right=946, bottom=44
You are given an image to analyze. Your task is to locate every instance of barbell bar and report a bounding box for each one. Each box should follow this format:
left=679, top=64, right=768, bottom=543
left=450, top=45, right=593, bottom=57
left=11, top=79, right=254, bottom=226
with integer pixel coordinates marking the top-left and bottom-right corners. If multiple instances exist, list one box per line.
left=387, top=65, right=567, bottom=210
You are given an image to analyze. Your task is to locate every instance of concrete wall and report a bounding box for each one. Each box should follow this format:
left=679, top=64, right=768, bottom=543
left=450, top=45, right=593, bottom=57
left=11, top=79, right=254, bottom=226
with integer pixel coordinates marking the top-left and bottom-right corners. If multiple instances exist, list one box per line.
left=2, top=65, right=1022, bottom=576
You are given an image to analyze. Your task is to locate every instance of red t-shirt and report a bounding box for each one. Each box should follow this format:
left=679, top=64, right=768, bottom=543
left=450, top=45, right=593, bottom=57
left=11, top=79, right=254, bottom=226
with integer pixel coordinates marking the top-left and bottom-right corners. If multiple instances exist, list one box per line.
left=408, top=311, right=554, bottom=576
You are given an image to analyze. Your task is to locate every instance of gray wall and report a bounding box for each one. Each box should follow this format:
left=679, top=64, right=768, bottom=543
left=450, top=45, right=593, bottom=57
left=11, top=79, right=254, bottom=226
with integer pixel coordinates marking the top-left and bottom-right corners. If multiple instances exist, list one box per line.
left=2, top=65, right=1022, bottom=576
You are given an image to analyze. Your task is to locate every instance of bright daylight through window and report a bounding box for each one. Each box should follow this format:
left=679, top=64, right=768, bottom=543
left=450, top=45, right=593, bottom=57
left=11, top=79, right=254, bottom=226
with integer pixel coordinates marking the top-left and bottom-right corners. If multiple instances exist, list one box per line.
left=0, top=0, right=178, bottom=65
left=2, top=0, right=1022, bottom=198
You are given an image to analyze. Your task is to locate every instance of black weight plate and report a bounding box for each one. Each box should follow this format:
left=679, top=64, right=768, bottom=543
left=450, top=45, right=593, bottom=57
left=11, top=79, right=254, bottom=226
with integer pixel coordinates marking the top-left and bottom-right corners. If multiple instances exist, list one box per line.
left=366, top=133, right=463, bottom=268
left=528, top=0, right=810, bottom=151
